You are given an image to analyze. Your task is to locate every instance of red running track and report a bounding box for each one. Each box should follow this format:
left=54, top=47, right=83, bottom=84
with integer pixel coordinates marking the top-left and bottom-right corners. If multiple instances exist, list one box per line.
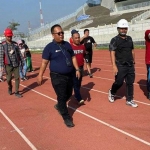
left=0, top=50, right=150, bottom=150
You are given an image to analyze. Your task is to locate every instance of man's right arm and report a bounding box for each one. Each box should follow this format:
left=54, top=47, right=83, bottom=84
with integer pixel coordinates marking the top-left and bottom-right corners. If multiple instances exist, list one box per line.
left=109, top=38, right=118, bottom=75
left=37, top=59, right=49, bottom=85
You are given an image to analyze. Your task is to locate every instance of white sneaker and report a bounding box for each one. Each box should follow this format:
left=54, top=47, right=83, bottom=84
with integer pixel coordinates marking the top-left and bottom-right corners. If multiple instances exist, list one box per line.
left=78, top=100, right=84, bottom=105
left=108, top=89, right=115, bottom=103
left=126, top=100, right=138, bottom=108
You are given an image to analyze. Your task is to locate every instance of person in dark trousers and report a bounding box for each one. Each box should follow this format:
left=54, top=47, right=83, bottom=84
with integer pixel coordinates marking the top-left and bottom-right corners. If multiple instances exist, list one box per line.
left=80, top=29, right=97, bottom=78
left=17, top=40, right=28, bottom=81
left=145, top=29, right=150, bottom=100
left=22, top=40, right=34, bottom=72
left=37, top=24, right=80, bottom=128
left=108, top=19, right=138, bottom=108
left=0, top=28, right=24, bottom=98
left=70, top=30, right=85, bottom=105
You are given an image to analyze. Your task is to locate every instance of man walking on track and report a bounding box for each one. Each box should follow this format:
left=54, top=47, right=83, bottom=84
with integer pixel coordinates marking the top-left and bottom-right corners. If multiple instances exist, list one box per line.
left=108, top=19, right=138, bottom=108
left=145, top=29, right=150, bottom=100
left=80, top=29, right=97, bottom=78
left=37, top=24, right=80, bottom=128
left=70, top=30, right=85, bottom=105
left=0, top=28, right=24, bottom=98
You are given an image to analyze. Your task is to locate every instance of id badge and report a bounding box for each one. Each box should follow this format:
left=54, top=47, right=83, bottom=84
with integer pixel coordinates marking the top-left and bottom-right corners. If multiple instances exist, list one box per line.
left=9, top=49, right=14, bottom=54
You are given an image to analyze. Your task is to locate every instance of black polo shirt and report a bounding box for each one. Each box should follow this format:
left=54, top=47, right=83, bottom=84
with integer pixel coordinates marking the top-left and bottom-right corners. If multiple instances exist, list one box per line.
left=109, top=35, right=134, bottom=63
left=42, top=40, right=75, bottom=74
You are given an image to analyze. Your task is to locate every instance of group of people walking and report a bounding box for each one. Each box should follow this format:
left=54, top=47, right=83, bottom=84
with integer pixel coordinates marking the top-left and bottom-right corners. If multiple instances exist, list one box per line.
left=0, top=18, right=150, bottom=128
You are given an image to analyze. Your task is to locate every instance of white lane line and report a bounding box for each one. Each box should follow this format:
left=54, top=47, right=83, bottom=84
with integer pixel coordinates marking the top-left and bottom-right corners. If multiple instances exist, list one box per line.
left=95, top=63, right=145, bottom=69
left=99, top=69, right=146, bottom=76
left=92, top=76, right=146, bottom=87
left=32, top=63, right=146, bottom=76
left=18, top=83, right=150, bottom=146
left=0, top=109, right=37, bottom=150
left=93, top=60, right=145, bottom=65
left=42, top=75, right=150, bottom=106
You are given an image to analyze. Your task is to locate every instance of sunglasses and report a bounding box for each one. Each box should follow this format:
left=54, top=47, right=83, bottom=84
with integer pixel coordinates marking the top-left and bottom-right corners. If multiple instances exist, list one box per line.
left=53, top=31, right=64, bottom=36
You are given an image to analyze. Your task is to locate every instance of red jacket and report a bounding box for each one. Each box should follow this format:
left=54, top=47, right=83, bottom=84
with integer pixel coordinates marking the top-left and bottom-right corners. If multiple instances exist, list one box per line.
left=145, top=30, right=150, bottom=64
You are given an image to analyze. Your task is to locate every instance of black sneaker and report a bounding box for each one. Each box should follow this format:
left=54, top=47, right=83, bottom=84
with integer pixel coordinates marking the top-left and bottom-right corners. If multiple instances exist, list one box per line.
left=64, top=119, right=75, bottom=128
left=54, top=104, right=61, bottom=115
left=15, top=92, right=22, bottom=98
left=147, top=92, right=150, bottom=100
left=8, top=87, right=12, bottom=95
left=88, top=73, right=93, bottom=78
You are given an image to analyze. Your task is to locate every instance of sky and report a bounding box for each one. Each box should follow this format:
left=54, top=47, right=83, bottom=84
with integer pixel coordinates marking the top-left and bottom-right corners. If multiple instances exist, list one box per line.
left=0, top=0, right=87, bottom=34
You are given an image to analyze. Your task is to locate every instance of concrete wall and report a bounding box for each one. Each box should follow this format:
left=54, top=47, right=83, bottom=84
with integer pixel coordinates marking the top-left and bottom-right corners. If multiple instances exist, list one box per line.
left=101, top=0, right=114, bottom=9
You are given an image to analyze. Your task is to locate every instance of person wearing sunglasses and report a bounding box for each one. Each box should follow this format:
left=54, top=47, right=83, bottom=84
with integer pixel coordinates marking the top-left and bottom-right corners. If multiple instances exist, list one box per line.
left=37, top=24, right=80, bottom=128
left=108, top=19, right=138, bottom=108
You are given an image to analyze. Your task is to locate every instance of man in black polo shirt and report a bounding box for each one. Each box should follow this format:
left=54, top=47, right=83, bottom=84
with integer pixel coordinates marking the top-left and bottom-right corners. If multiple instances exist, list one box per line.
left=37, top=24, right=80, bottom=127
left=80, top=29, right=97, bottom=78
left=108, top=19, right=138, bottom=108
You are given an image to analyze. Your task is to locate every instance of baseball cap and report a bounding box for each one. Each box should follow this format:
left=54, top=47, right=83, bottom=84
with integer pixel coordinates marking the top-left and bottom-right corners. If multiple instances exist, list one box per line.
left=71, top=29, right=78, bottom=35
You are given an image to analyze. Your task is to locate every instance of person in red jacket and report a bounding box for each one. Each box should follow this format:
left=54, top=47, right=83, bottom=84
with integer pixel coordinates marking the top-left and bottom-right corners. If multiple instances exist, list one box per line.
left=145, top=30, right=150, bottom=100
left=70, top=30, right=85, bottom=105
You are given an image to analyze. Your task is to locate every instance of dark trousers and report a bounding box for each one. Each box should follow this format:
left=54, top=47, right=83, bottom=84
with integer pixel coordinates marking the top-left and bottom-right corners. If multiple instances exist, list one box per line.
left=146, top=64, right=150, bottom=92
left=73, top=66, right=83, bottom=102
left=5, top=65, right=20, bottom=92
left=50, top=72, right=73, bottom=120
left=111, top=64, right=135, bottom=101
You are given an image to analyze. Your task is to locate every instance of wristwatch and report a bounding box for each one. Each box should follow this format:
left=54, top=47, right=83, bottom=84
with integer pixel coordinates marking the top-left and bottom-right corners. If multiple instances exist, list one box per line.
left=76, top=69, right=80, bottom=71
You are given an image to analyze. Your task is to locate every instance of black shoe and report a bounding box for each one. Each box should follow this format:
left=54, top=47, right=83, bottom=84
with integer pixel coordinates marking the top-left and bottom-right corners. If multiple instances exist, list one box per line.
left=147, top=92, right=150, bottom=100
left=87, top=73, right=93, bottom=78
left=8, top=87, right=12, bottom=95
left=15, top=92, right=22, bottom=98
left=54, top=104, right=61, bottom=115
left=64, top=119, right=75, bottom=128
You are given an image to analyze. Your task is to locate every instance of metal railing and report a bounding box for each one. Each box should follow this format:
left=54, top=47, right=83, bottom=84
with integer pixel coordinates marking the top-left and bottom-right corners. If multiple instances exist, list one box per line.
left=131, top=9, right=150, bottom=23
left=117, top=1, right=150, bottom=11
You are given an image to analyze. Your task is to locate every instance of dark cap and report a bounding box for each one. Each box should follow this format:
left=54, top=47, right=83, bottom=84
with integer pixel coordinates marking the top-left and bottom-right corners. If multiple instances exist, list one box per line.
left=71, top=29, right=78, bottom=35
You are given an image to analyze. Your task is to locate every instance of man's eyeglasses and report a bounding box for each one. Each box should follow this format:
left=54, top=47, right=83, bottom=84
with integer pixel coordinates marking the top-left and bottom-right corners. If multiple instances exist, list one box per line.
left=53, top=31, right=64, bottom=36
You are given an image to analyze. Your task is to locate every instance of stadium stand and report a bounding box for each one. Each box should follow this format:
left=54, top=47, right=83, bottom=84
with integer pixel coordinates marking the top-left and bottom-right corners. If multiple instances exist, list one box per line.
left=25, top=0, right=150, bottom=49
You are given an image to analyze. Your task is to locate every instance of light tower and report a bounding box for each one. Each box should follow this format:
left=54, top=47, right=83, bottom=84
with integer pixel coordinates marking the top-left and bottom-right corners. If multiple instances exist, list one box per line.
left=28, top=21, right=31, bottom=32
left=39, top=0, right=44, bottom=26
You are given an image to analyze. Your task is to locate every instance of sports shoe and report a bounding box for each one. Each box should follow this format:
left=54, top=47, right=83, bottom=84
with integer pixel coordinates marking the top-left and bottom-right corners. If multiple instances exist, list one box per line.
left=126, top=100, right=138, bottom=108
left=147, top=92, right=150, bottom=100
left=64, top=119, right=75, bottom=128
left=108, top=89, right=115, bottom=103
left=78, top=100, right=84, bottom=105
left=88, top=73, right=93, bottom=78
left=0, top=78, right=4, bottom=82
left=54, top=104, right=61, bottom=115
left=15, top=92, right=23, bottom=98
left=24, top=76, right=28, bottom=80
left=21, top=78, right=25, bottom=81
left=8, top=87, right=12, bottom=95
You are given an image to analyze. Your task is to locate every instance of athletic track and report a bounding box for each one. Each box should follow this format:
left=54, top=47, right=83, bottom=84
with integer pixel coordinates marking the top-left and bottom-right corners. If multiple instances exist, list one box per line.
left=0, top=49, right=150, bottom=150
